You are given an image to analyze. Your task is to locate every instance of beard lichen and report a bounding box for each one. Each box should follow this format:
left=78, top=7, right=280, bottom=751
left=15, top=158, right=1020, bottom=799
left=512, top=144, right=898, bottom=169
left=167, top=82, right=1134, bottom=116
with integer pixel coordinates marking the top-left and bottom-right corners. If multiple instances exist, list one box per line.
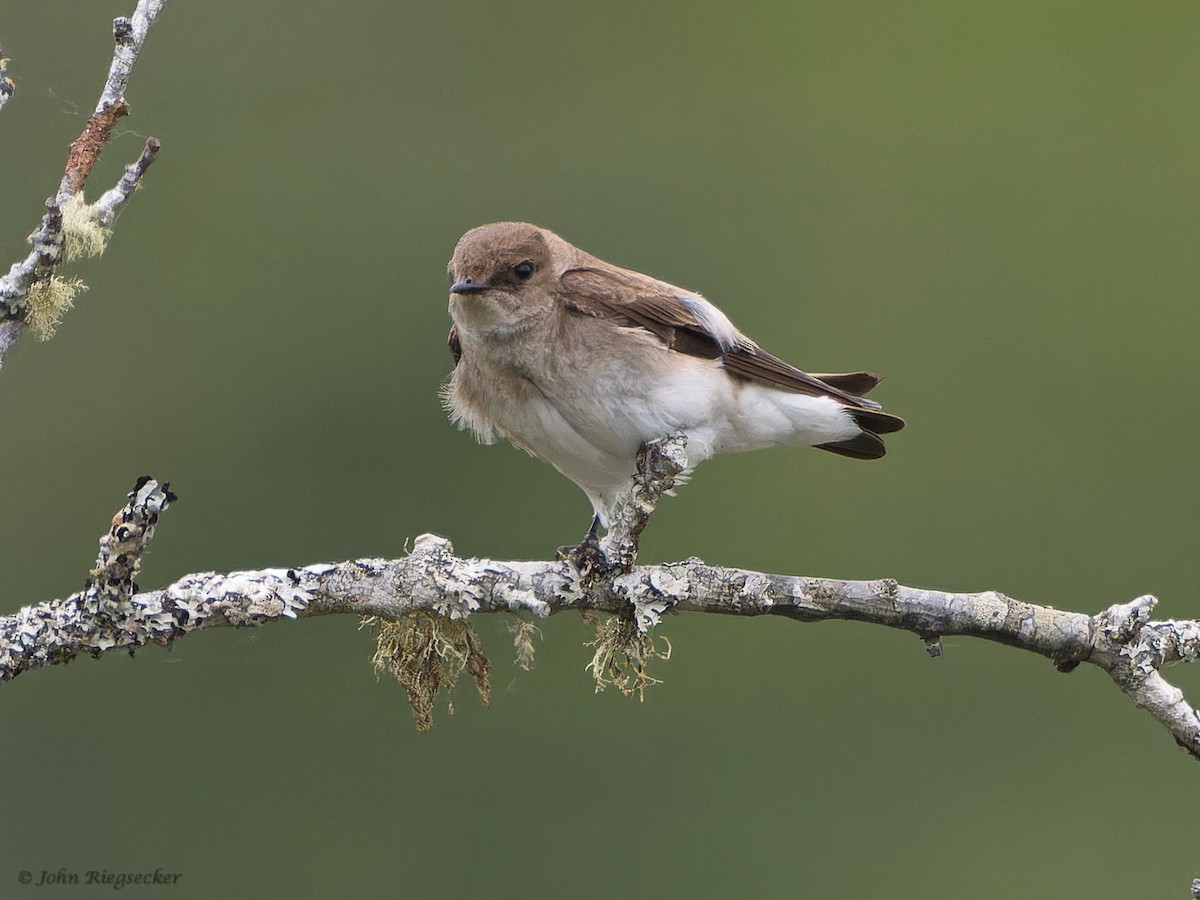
left=583, top=611, right=672, bottom=700
left=61, top=193, right=113, bottom=261
left=508, top=618, right=541, bottom=671
left=25, top=275, right=86, bottom=340
left=365, top=611, right=491, bottom=732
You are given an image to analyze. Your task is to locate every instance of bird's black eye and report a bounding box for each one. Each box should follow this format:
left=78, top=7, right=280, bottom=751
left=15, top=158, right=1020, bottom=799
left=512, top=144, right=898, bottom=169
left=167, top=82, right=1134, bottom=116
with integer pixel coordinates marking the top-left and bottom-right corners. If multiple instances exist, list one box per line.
left=514, top=261, right=535, bottom=281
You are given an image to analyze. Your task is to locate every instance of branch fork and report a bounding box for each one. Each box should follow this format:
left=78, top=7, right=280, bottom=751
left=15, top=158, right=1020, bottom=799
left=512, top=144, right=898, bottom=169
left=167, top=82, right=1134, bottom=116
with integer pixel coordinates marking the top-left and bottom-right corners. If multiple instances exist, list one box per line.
left=0, top=1, right=166, bottom=365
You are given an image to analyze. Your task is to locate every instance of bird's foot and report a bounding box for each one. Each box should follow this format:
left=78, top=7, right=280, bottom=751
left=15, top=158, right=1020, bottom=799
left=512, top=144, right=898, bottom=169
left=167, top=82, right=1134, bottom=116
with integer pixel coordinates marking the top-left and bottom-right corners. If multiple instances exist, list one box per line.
left=557, top=516, right=610, bottom=581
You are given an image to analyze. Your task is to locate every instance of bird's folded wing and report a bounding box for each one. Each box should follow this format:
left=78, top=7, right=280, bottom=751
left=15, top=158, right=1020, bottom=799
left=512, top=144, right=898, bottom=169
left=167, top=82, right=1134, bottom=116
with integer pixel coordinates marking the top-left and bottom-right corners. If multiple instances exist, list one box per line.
left=558, top=265, right=886, bottom=411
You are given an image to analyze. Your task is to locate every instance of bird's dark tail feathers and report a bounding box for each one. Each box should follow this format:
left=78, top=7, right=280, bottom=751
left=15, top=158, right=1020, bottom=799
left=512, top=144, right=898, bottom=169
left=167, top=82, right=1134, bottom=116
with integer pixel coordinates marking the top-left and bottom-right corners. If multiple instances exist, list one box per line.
left=815, top=374, right=905, bottom=459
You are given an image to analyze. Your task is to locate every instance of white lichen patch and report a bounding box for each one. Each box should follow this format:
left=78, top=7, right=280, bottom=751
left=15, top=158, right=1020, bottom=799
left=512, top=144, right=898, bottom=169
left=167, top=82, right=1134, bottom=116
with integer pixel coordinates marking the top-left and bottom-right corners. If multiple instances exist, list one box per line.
left=1162, top=619, right=1200, bottom=663
left=133, top=478, right=173, bottom=514
left=741, top=573, right=773, bottom=609
left=170, top=588, right=213, bottom=628
left=407, top=536, right=531, bottom=620
left=222, top=569, right=314, bottom=619
left=301, top=562, right=339, bottom=576
left=162, top=569, right=314, bottom=628
left=649, top=567, right=688, bottom=596
left=487, top=570, right=550, bottom=617
left=431, top=559, right=489, bottom=619
left=633, top=598, right=672, bottom=633
left=128, top=592, right=182, bottom=639
left=89, top=633, right=118, bottom=651
left=616, top=567, right=686, bottom=632
left=1121, top=635, right=1160, bottom=675
left=556, top=563, right=587, bottom=599
left=1099, top=595, right=1157, bottom=644
left=953, top=590, right=1009, bottom=627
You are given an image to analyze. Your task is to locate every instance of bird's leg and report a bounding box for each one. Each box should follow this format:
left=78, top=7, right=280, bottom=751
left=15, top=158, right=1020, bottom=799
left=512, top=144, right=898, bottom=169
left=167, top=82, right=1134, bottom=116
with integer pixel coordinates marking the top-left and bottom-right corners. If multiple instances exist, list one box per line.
left=557, top=514, right=609, bottom=580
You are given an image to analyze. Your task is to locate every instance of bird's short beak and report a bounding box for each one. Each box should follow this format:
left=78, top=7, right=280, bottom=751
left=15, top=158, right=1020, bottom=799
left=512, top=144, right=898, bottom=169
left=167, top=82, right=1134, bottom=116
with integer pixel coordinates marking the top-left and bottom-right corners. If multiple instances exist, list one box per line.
left=450, top=279, right=489, bottom=295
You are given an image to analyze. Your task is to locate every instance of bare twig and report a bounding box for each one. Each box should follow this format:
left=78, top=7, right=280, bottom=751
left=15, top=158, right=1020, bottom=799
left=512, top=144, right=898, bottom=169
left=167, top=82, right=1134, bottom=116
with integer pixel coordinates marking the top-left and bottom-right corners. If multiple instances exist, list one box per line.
left=0, top=0, right=167, bottom=369
left=2, top=441, right=1198, bottom=758
left=0, top=43, right=13, bottom=113
left=58, top=0, right=166, bottom=205
left=91, top=137, right=162, bottom=226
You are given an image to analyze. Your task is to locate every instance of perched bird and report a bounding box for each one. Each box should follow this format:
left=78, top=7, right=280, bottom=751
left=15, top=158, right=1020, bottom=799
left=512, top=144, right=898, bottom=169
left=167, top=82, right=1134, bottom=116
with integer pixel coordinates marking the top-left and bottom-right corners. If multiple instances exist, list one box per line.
left=443, top=222, right=903, bottom=546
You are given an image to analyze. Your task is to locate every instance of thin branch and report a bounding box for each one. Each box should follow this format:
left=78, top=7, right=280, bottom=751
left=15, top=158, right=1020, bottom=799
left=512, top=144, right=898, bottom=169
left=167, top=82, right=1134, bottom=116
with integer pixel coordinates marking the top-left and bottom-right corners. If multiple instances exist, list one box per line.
left=98, top=5, right=163, bottom=124
left=90, top=137, right=161, bottom=226
left=2, top=438, right=1199, bottom=759
left=599, top=431, right=689, bottom=573
left=0, top=1, right=166, bottom=369
left=0, top=43, right=13, bottom=114
left=58, top=0, right=166, bottom=203
left=0, top=201, right=63, bottom=334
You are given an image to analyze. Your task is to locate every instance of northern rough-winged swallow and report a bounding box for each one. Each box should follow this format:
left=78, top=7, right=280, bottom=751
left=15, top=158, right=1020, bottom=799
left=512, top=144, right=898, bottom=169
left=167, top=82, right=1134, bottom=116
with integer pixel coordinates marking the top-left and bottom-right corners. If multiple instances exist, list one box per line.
left=443, top=222, right=904, bottom=545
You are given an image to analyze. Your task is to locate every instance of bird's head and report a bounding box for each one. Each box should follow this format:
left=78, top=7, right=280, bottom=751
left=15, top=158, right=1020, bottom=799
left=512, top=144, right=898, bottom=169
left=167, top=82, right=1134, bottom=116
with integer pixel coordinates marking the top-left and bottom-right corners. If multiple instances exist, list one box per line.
left=447, top=222, right=563, bottom=333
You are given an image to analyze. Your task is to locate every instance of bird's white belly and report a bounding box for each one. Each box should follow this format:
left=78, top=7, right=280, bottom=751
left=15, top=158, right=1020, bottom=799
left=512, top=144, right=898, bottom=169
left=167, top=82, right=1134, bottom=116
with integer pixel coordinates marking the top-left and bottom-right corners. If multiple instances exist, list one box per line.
left=493, top=387, right=636, bottom=494
left=544, top=353, right=860, bottom=465
left=454, top=345, right=860, bottom=523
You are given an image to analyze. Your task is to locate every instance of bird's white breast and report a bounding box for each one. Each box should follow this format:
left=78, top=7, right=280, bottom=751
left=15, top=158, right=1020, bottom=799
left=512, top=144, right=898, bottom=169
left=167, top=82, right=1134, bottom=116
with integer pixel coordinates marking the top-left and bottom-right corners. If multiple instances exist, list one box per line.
left=446, top=311, right=860, bottom=522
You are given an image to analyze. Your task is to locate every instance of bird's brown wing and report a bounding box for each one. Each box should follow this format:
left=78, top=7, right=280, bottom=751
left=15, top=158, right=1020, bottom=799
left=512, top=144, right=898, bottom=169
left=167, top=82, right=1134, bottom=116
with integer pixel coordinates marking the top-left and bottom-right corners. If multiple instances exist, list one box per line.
left=558, top=265, right=896, bottom=416
left=804, top=371, right=882, bottom=396
left=559, top=265, right=725, bottom=359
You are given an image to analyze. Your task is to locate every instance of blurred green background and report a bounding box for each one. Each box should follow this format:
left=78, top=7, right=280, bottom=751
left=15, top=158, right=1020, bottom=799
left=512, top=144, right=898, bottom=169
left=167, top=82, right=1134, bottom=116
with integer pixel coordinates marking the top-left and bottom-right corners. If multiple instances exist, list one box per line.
left=2, top=1, right=1199, bottom=896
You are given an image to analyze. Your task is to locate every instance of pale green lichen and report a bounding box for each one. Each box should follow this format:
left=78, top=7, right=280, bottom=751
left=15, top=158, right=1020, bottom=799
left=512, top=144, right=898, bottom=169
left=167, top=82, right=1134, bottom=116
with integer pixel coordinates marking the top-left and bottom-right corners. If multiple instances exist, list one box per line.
left=508, top=618, right=541, bottom=671
left=61, top=193, right=112, bottom=261
left=584, top=611, right=671, bottom=700
left=25, top=275, right=86, bottom=340
left=365, top=611, right=490, bottom=732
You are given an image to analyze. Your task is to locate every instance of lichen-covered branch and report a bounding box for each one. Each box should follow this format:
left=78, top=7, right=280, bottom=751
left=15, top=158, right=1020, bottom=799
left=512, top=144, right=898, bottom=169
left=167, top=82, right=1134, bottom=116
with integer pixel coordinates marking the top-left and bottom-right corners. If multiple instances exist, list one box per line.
left=2, top=445, right=1199, bottom=757
left=0, top=0, right=166, bottom=369
left=0, top=43, right=14, bottom=113
left=599, top=431, right=689, bottom=573
left=2, top=476, right=174, bottom=674
left=89, top=137, right=162, bottom=227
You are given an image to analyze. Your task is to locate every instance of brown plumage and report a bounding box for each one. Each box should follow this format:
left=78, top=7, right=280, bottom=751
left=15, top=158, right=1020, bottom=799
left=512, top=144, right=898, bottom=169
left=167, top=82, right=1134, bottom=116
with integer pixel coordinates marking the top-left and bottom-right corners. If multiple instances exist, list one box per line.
left=443, top=222, right=904, bottom=526
left=555, top=264, right=903, bottom=459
